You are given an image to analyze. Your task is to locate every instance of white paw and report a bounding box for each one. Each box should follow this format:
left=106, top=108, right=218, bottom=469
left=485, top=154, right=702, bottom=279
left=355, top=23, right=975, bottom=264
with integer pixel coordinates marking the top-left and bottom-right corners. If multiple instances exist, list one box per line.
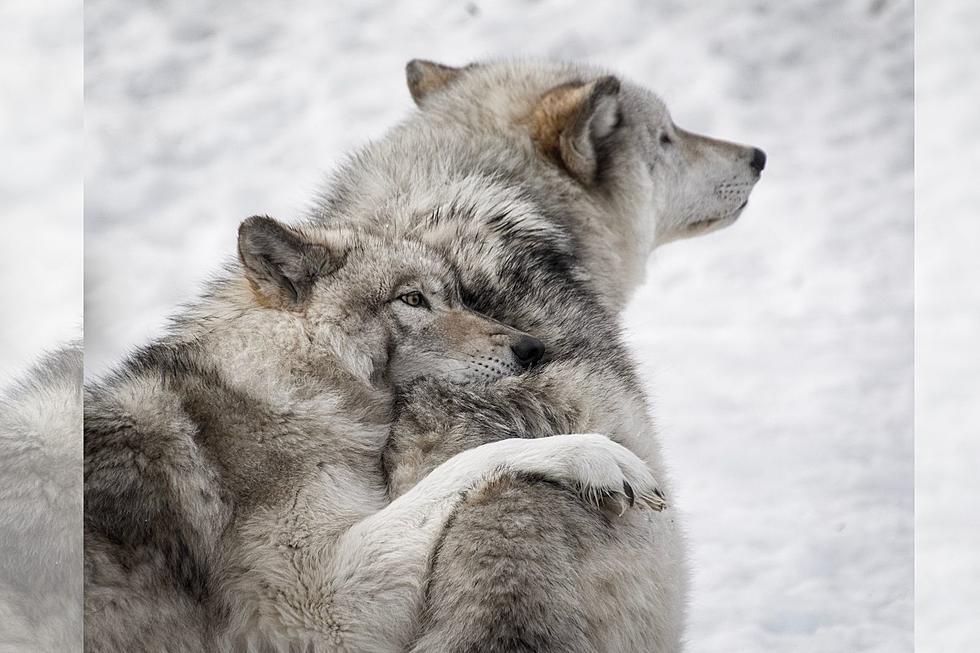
left=515, top=433, right=667, bottom=514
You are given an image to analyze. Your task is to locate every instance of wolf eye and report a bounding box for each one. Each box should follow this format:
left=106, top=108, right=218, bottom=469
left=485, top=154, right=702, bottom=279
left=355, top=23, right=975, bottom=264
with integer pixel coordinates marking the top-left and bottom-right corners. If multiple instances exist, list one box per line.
left=659, top=131, right=673, bottom=146
left=399, top=291, right=428, bottom=308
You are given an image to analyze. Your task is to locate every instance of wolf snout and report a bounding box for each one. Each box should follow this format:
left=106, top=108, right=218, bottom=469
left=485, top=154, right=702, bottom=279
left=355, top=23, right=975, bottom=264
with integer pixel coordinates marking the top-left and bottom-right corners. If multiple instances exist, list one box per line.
left=510, top=335, right=545, bottom=367
left=749, top=147, right=767, bottom=173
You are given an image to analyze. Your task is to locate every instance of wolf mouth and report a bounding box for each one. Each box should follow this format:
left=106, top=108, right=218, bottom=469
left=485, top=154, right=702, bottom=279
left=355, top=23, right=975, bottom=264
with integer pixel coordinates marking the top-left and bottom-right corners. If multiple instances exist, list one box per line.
left=688, top=204, right=747, bottom=231
left=689, top=215, right=728, bottom=230
left=689, top=219, right=720, bottom=230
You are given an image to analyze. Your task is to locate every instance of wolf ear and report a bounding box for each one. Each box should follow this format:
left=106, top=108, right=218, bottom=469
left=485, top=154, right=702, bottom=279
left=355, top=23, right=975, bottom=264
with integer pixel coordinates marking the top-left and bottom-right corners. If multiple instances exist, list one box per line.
left=237, top=216, right=333, bottom=310
left=406, top=59, right=463, bottom=105
left=526, top=76, right=621, bottom=185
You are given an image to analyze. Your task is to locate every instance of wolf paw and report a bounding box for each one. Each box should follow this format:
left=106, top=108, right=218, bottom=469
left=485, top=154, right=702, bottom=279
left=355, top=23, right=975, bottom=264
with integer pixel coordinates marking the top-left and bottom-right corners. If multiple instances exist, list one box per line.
left=522, top=433, right=667, bottom=515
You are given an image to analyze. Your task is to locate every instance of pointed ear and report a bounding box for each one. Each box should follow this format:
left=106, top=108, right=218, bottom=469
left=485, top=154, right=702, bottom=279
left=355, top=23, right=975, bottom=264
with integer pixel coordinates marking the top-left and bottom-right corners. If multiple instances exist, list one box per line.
left=525, top=76, right=622, bottom=185
left=406, top=59, right=463, bottom=105
left=237, top=216, right=334, bottom=310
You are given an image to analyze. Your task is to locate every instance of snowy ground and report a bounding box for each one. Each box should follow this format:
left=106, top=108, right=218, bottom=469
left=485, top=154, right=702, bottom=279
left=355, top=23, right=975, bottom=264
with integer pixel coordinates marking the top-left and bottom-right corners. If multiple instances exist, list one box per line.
left=81, top=1, right=916, bottom=650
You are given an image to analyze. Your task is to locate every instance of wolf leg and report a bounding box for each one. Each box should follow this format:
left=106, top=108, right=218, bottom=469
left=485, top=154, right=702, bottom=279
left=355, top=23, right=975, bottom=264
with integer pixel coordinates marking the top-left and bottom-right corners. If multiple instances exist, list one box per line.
left=407, top=476, right=604, bottom=653
left=388, top=364, right=684, bottom=653
left=242, top=434, right=662, bottom=652
left=408, top=479, right=685, bottom=653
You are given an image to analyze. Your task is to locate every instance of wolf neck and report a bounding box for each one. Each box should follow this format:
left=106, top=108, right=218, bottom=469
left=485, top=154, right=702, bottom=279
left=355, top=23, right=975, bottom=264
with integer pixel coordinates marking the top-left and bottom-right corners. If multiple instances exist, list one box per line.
left=597, top=174, right=659, bottom=307
left=573, top=204, right=651, bottom=310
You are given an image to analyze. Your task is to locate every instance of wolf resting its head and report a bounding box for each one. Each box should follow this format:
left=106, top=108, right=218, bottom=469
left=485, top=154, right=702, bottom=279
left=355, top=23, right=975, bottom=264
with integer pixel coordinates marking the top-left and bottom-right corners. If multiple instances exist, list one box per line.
left=236, top=216, right=544, bottom=388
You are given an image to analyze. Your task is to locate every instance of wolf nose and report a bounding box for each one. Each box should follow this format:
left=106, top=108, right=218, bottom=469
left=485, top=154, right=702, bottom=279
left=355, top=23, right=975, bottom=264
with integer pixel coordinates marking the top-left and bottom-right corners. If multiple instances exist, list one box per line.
left=749, top=147, right=767, bottom=173
left=511, top=336, right=545, bottom=367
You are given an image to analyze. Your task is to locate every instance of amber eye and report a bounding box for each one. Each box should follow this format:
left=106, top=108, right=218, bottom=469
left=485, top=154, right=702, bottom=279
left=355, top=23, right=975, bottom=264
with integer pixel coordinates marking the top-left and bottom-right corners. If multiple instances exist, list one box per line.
left=399, top=291, right=427, bottom=308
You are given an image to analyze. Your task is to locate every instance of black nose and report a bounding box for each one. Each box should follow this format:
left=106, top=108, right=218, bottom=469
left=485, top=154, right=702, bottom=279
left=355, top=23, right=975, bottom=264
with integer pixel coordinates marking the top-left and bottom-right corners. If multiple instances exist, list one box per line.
left=511, top=336, right=545, bottom=367
left=749, top=147, right=767, bottom=173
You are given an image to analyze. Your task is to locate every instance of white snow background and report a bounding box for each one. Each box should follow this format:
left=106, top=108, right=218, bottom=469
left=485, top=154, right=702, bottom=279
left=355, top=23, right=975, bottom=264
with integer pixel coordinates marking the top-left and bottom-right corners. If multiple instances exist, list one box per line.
left=0, top=0, right=82, bottom=384
left=82, top=1, right=916, bottom=651
left=915, top=2, right=980, bottom=651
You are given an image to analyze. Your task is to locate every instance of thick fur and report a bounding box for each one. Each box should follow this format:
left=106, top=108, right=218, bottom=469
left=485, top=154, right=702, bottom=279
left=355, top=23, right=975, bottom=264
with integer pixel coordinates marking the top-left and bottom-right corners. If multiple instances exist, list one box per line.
left=0, top=345, right=83, bottom=652
left=83, top=220, right=664, bottom=651
left=315, top=58, right=764, bottom=651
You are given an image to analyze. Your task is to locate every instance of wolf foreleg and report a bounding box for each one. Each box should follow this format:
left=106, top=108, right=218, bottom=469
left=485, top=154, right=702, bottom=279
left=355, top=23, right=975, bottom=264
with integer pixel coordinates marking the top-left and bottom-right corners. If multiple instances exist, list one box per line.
left=254, top=434, right=662, bottom=652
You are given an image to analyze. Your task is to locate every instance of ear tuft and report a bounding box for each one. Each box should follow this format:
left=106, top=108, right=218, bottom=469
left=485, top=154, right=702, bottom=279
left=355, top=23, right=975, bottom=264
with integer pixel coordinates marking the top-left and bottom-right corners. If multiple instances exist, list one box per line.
left=587, top=76, right=621, bottom=139
left=405, top=59, right=463, bottom=105
left=237, top=216, right=333, bottom=310
left=525, top=75, right=622, bottom=185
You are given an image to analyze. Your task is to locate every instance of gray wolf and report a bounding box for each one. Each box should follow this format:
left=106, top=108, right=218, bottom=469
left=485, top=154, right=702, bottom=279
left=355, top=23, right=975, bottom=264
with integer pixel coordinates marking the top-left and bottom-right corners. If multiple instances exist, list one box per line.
left=315, top=58, right=764, bottom=651
left=0, top=345, right=83, bottom=652
left=83, top=216, right=664, bottom=651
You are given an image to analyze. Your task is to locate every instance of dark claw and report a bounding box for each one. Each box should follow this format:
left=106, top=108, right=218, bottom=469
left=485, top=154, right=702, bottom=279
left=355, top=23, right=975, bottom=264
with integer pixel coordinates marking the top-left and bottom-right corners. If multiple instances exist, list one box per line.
left=623, top=481, right=636, bottom=507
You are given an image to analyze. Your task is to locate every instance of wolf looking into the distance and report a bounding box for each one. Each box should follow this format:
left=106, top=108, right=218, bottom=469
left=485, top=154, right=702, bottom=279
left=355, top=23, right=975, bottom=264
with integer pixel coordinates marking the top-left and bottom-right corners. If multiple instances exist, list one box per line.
left=83, top=216, right=664, bottom=651
left=316, top=58, right=764, bottom=651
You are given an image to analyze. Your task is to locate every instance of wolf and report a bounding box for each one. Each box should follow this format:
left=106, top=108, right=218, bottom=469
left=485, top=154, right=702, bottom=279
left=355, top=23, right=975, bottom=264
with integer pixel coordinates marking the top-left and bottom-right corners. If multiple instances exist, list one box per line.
left=0, top=345, right=83, bottom=653
left=312, top=58, right=765, bottom=651
left=83, top=216, right=664, bottom=651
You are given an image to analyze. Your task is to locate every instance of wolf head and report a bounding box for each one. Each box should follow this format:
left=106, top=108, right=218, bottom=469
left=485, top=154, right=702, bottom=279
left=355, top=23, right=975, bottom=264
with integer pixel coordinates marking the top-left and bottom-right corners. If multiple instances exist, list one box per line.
left=236, top=216, right=544, bottom=387
left=405, top=59, right=764, bottom=251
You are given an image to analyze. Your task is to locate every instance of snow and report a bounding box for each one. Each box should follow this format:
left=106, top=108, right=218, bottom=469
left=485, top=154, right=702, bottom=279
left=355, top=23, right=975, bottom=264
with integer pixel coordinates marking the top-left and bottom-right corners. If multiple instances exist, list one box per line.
left=0, top=0, right=82, bottom=383
left=82, top=0, right=917, bottom=650
left=11, top=0, right=963, bottom=649
left=915, top=2, right=980, bottom=650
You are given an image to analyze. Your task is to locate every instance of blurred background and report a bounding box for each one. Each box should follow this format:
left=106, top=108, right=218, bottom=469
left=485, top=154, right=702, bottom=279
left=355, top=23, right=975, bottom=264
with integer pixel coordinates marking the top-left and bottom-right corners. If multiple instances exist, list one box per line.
left=915, top=2, right=980, bottom=649
left=0, top=0, right=81, bottom=383
left=81, top=1, right=916, bottom=651
left=10, top=0, right=980, bottom=651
